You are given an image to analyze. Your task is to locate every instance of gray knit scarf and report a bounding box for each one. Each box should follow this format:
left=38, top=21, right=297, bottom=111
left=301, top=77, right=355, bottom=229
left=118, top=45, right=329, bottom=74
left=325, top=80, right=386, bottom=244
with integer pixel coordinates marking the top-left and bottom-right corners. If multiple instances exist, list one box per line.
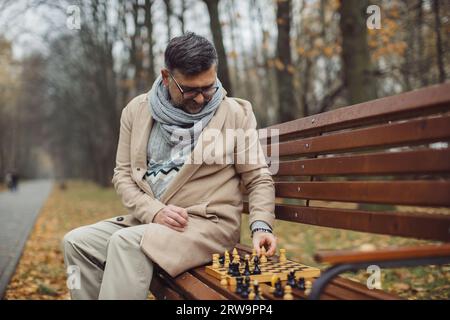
left=148, top=75, right=224, bottom=153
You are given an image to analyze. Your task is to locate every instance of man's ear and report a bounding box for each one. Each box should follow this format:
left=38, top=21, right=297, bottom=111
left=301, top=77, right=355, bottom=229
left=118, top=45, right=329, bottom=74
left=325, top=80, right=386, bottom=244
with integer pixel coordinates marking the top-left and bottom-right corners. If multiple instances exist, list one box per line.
left=161, top=69, right=170, bottom=87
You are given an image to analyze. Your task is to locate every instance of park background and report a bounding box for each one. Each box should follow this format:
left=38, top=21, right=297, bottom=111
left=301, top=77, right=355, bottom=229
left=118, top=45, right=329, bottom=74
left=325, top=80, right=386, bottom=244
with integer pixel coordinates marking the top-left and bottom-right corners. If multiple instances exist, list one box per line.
left=0, top=0, right=449, bottom=299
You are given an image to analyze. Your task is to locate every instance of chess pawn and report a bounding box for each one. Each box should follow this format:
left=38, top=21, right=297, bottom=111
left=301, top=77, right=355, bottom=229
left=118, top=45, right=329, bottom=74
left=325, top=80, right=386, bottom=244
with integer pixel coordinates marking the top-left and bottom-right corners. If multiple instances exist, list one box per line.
left=224, top=250, right=230, bottom=263
left=260, top=248, right=267, bottom=263
left=224, top=256, right=230, bottom=269
left=251, top=248, right=257, bottom=260
left=283, top=285, right=294, bottom=300
left=248, top=287, right=255, bottom=300
left=305, top=280, right=312, bottom=296
left=270, top=275, right=278, bottom=293
left=220, top=275, right=228, bottom=286
left=279, top=248, right=287, bottom=263
left=212, top=253, right=220, bottom=269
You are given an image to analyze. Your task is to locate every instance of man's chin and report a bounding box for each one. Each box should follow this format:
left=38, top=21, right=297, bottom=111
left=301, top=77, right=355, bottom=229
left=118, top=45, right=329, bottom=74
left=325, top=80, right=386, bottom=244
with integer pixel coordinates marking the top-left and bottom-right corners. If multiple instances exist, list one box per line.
left=184, top=105, right=204, bottom=114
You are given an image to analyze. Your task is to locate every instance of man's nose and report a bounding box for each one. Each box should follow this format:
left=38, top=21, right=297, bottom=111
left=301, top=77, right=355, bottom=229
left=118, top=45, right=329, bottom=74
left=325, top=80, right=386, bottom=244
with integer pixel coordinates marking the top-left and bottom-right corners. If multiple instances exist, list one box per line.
left=193, top=92, right=205, bottom=105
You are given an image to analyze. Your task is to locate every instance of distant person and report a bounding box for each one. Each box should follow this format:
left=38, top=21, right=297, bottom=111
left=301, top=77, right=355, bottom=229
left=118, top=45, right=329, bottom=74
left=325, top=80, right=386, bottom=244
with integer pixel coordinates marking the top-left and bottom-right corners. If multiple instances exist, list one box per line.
left=9, top=170, right=19, bottom=192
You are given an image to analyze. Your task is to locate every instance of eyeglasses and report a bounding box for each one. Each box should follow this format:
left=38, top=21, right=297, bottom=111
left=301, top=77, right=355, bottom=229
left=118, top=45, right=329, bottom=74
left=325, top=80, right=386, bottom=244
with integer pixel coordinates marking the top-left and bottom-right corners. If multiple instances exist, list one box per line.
left=168, top=72, right=219, bottom=100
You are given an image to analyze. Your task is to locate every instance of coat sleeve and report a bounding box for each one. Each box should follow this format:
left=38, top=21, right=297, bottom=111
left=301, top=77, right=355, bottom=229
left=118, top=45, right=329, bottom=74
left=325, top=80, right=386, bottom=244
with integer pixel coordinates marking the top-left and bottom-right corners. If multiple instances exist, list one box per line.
left=111, top=100, right=166, bottom=224
left=234, top=101, right=275, bottom=230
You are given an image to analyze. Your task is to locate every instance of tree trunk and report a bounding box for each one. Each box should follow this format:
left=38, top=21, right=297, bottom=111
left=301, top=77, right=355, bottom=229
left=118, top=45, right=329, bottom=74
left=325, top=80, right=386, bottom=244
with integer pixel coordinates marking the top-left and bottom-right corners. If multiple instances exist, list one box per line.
left=276, top=0, right=296, bottom=122
left=339, top=0, right=376, bottom=105
left=163, top=0, right=172, bottom=41
left=433, top=0, right=446, bottom=83
left=203, top=0, right=233, bottom=95
left=145, top=0, right=156, bottom=85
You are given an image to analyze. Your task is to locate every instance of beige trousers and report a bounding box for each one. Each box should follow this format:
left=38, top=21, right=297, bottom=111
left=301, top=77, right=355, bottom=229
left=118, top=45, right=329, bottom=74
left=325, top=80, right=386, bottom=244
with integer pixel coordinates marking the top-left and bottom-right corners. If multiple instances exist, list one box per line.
left=61, top=221, right=154, bottom=300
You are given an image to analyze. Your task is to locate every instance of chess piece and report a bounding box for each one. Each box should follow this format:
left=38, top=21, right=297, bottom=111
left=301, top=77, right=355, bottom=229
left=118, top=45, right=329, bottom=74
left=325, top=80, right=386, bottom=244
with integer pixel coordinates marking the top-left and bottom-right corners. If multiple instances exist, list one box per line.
left=220, top=275, right=228, bottom=286
left=251, top=248, right=257, bottom=260
left=260, top=248, right=267, bottom=263
left=248, top=287, right=255, bottom=300
left=253, top=280, right=262, bottom=300
left=212, top=253, right=220, bottom=269
left=283, top=285, right=294, bottom=300
left=224, top=253, right=230, bottom=269
left=287, top=270, right=296, bottom=287
left=279, top=248, right=287, bottom=263
left=297, top=277, right=305, bottom=290
left=270, top=275, right=278, bottom=293
left=235, top=277, right=243, bottom=294
left=227, top=261, right=234, bottom=275
left=274, top=279, right=284, bottom=298
left=245, top=276, right=251, bottom=289
left=232, top=248, right=239, bottom=263
left=252, top=256, right=261, bottom=275
left=243, top=257, right=251, bottom=276
left=240, top=278, right=250, bottom=299
left=232, top=252, right=240, bottom=265
left=305, top=280, right=312, bottom=296
left=233, top=262, right=241, bottom=277
left=241, top=288, right=249, bottom=299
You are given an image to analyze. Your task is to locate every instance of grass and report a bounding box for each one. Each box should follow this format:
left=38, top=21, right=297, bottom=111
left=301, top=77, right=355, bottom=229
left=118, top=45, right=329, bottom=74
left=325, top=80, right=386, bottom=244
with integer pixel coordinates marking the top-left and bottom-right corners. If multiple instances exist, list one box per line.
left=4, top=180, right=450, bottom=299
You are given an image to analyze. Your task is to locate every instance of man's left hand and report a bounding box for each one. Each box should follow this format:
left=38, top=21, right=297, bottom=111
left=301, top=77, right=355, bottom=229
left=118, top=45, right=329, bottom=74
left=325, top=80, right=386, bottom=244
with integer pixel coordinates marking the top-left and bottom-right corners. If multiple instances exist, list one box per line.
left=252, top=232, right=277, bottom=256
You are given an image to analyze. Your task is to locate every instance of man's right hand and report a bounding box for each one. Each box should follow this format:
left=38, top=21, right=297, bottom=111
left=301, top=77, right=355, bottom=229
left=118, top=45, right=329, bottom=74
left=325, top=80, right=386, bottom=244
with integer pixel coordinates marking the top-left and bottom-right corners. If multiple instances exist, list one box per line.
left=153, top=204, right=189, bottom=232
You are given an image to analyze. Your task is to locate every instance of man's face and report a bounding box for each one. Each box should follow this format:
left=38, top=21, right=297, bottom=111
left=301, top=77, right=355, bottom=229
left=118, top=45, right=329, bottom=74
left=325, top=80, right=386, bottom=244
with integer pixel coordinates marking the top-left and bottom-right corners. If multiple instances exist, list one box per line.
left=161, top=65, right=217, bottom=114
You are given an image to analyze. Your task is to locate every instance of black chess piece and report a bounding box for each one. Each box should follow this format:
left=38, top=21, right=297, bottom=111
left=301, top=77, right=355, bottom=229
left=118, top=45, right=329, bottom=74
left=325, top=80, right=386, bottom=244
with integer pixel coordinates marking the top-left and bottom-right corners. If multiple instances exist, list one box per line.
left=252, top=256, right=261, bottom=275
left=235, top=277, right=243, bottom=295
left=287, top=270, right=296, bottom=287
left=227, top=262, right=234, bottom=275
left=243, top=259, right=251, bottom=276
left=240, top=280, right=250, bottom=299
left=233, top=263, right=241, bottom=277
left=274, top=279, right=284, bottom=298
left=219, top=255, right=225, bottom=266
left=297, top=277, right=305, bottom=290
left=253, top=282, right=262, bottom=300
left=240, top=288, right=249, bottom=299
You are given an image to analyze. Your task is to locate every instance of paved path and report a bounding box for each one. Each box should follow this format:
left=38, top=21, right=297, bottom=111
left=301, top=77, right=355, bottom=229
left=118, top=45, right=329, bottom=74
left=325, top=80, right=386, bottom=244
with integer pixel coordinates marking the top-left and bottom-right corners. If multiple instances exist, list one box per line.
left=0, top=179, right=53, bottom=299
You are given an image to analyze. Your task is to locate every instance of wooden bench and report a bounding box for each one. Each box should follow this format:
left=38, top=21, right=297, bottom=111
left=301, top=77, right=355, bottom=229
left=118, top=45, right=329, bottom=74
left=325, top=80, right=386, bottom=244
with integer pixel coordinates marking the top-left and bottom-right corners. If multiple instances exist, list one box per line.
left=150, top=83, right=450, bottom=300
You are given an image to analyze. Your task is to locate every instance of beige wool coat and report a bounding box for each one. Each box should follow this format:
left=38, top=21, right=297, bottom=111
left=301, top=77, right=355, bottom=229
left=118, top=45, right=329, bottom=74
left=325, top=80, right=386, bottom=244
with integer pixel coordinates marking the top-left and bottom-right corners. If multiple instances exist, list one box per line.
left=105, top=89, right=275, bottom=277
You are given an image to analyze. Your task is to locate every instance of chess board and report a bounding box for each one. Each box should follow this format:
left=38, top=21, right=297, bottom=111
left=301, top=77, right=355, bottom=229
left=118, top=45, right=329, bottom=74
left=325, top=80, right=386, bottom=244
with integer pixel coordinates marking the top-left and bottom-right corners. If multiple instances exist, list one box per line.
left=205, top=256, right=321, bottom=286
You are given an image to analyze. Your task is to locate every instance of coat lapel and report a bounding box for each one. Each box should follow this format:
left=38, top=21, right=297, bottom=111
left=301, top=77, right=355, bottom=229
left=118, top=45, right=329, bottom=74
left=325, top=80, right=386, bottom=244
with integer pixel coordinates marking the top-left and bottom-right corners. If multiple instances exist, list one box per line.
left=133, top=96, right=156, bottom=197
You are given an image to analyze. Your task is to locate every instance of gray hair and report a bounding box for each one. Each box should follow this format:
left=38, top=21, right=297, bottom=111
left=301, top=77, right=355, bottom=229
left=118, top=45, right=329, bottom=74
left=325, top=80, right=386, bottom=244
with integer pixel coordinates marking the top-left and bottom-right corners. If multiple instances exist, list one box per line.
left=164, top=32, right=218, bottom=76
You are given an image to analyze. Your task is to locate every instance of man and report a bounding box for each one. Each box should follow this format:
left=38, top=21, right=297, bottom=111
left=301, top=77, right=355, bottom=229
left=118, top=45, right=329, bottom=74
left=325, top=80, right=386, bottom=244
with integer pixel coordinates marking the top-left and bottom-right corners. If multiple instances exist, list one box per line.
left=62, top=32, right=276, bottom=300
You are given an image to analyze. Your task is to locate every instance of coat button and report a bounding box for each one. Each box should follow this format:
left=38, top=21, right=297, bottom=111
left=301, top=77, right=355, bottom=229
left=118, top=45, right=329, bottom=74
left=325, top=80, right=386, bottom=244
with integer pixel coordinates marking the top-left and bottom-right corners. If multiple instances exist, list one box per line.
left=116, top=217, right=124, bottom=222
left=137, top=168, right=140, bottom=171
